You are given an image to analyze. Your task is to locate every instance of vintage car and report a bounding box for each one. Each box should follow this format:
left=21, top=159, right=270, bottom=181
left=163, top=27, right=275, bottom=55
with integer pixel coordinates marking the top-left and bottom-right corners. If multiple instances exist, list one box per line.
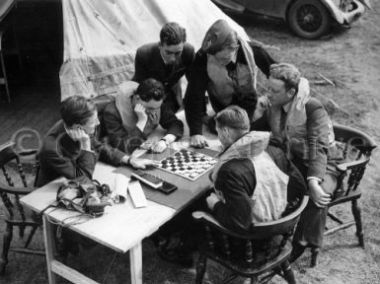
left=212, top=0, right=371, bottom=39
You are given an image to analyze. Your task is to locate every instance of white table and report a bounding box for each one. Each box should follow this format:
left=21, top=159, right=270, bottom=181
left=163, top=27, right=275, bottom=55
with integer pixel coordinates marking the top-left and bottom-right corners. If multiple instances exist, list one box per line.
left=21, top=163, right=179, bottom=284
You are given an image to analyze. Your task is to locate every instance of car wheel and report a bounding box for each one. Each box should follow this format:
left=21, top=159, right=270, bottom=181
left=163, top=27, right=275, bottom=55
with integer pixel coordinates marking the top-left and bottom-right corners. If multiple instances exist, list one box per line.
left=287, top=0, right=331, bottom=39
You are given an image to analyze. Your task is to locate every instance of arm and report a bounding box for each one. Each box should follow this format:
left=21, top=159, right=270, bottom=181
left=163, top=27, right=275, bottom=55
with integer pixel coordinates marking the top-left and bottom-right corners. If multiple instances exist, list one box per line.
left=211, top=160, right=256, bottom=233
left=103, top=104, right=143, bottom=152
left=133, top=48, right=148, bottom=83
left=40, top=138, right=96, bottom=180
left=159, top=102, right=184, bottom=139
left=305, top=99, right=330, bottom=180
left=184, top=51, right=208, bottom=136
left=249, top=43, right=277, bottom=77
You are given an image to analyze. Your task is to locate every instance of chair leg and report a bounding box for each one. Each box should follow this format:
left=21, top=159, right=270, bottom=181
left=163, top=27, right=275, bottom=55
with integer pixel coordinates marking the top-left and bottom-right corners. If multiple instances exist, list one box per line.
left=310, top=247, right=319, bottom=267
left=281, top=260, right=296, bottom=284
left=195, top=254, right=207, bottom=284
left=0, top=51, right=11, bottom=103
left=24, top=225, right=39, bottom=248
left=0, top=223, right=13, bottom=274
left=352, top=199, right=364, bottom=248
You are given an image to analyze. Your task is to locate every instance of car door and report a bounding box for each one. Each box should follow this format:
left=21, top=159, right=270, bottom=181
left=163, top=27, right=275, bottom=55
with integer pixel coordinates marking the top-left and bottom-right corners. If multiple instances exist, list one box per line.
left=241, top=0, right=290, bottom=19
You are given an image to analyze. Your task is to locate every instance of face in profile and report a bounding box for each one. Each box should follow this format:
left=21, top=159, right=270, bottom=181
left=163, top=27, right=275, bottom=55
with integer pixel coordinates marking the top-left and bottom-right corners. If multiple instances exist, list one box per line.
left=267, top=77, right=293, bottom=107
left=215, top=123, right=230, bottom=148
left=159, top=42, right=184, bottom=65
left=214, top=45, right=238, bottom=66
left=80, top=111, right=100, bottom=135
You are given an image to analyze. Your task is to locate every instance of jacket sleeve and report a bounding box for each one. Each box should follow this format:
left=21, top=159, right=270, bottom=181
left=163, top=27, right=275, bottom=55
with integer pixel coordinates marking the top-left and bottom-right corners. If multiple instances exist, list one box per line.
left=249, top=43, right=277, bottom=77
left=184, top=51, right=208, bottom=136
left=39, top=138, right=97, bottom=180
left=213, top=159, right=256, bottom=233
left=133, top=48, right=147, bottom=83
left=103, top=105, right=143, bottom=152
left=91, top=135, right=125, bottom=167
left=305, top=99, right=330, bottom=179
left=159, top=103, right=184, bottom=139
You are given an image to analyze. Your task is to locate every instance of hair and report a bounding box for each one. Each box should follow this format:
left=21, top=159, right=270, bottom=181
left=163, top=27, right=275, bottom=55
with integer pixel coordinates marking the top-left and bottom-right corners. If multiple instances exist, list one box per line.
left=215, top=105, right=250, bottom=131
left=269, top=63, right=301, bottom=92
left=60, top=96, right=97, bottom=127
left=160, top=22, right=186, bottom=45
left=136, top=78, right=165, bottom=102
left=202, top=19, right=239, bottom=55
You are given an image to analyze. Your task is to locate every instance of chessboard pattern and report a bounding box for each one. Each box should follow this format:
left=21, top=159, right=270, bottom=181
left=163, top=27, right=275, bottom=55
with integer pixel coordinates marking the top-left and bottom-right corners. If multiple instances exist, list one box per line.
left=158, top=149, right=217, bottom=181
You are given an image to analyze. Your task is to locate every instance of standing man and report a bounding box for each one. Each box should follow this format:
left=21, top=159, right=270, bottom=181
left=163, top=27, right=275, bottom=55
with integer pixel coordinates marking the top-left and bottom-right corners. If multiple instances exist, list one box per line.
left=253, top=63, right=338, bottom=261
left=184, top=19, right=276, bottom=148
left=133, top=22, right=195, bottom=112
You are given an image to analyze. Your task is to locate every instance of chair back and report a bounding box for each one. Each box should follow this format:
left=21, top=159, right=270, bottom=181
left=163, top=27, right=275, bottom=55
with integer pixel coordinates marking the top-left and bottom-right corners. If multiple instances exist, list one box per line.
left=332, top=124, right=377, bottom=200
left=0, top=142, right=38, bottom=221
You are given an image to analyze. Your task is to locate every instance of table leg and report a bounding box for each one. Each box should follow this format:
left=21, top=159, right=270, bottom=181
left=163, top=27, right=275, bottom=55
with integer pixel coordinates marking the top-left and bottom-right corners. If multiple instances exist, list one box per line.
left=130, top=242, right=142, bottom=284
left=43, top=214, right=57, bottom=284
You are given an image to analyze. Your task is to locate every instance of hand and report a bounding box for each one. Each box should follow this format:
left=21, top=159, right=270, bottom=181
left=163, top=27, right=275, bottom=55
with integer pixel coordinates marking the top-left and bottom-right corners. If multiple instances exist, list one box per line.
left=134, top=103, right=148, bottom=123
left=308, top=180, right=331, bottom=208
left=151, top=140, right=167, bottom=153
left=206, top=193, right=220, bottom=210
left=190, top=135, right=209, bottom=148
left=253, top=95, right=271, bottom=121
left=129, top=157, right=160, bottom=170
left=67, top=127, right=91, bottom=151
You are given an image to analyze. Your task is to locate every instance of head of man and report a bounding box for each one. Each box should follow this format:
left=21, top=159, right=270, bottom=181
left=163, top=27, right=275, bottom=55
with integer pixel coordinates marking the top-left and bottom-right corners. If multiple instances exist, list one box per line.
left=215, top=105, right=250, bottom=148
left=61, top=96, right=99, bottom=136
left=159, top=22, right=186, bottom=65
left=268, top=63, right=301, bottom=107
left=134, top=78, right=166, bottom=112
left=202, top=19, right=239, bottom=66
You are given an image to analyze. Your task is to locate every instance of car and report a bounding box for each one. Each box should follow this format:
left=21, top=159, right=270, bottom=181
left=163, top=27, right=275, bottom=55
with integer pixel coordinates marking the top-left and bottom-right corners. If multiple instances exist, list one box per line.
left=212, top=0, right=371, bottom=39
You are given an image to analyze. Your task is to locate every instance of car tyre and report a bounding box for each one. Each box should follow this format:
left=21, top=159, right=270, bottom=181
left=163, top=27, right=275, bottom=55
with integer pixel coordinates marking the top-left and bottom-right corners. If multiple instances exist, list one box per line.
left=287, top=0, right=331, bottom=39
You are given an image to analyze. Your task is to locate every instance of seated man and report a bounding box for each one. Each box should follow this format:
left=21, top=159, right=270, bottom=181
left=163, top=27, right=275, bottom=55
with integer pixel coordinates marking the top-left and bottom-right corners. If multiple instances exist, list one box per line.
left=252, top=63, right=338, bottom=260
left=103, top=78, right=184, bottom=154
left=206, top=106, right=306, bottom=233
left=184, top=19, right=276, bottom=148
left=133, top=22, right=195, bottom=112
left=37, top=96, right=157, bottom=187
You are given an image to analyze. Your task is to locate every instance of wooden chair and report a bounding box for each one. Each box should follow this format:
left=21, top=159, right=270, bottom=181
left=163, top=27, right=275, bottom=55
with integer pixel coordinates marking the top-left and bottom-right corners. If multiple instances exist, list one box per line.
left=0, top=142, right=44, bottom=274
left=309, top=123, right=377, bottom=267
left=193, top=196, right=309, bottom=284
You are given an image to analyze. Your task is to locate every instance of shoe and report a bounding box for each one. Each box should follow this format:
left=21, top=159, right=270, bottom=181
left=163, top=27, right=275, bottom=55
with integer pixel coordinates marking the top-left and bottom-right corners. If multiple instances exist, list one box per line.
left=289, top=243, right=306, bottom=263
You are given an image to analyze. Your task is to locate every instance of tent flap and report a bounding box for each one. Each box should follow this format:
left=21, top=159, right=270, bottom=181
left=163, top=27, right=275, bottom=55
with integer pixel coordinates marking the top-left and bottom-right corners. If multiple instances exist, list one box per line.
left=60, top=0, right=249, bottom=100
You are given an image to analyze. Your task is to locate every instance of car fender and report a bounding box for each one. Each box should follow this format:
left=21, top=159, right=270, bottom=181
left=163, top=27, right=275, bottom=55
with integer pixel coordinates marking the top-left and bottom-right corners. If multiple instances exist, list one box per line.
left=320, top=0, right=365, bottom=24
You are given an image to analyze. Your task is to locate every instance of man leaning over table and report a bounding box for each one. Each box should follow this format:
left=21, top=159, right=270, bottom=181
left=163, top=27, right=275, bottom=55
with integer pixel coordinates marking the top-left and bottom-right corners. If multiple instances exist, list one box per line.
left=102, top=78, right=184, bottom=154
left=36, top=96, right=158, bottom=187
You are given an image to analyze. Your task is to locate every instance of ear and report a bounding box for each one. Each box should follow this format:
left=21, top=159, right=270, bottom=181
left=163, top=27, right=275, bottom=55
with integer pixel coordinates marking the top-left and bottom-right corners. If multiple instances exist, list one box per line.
left=287, top=88, right=296, bottom=98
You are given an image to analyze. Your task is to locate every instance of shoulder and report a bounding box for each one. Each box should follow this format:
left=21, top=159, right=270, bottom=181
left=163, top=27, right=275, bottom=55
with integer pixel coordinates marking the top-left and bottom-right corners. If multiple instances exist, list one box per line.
left=305, top=97, right=328, bottom=117
left=103, top=101, right=119, bottom=117
left=181, top=43, right=195, bottom=62
left=136, top=43, right=158, bottom=59
left=218, top=158, right=255, bottom=179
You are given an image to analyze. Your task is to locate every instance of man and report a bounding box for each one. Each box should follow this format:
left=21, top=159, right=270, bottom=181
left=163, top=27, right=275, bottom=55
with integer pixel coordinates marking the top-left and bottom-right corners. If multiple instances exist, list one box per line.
left=37, top=96, right=158, bottom=187
left=253, top=63, right=338, bottom=260
left=133, top=22, right=195, bottom=112
left=102, top=78, right=183, bottom=154
left=206, top=106, right=306, bottom=233
left=184, top=19, right=276, bottom=148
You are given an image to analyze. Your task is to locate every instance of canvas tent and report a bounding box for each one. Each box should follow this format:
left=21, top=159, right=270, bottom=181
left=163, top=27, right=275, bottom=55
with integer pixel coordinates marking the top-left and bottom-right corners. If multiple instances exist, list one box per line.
left=59, top=0, right=250, bottom=100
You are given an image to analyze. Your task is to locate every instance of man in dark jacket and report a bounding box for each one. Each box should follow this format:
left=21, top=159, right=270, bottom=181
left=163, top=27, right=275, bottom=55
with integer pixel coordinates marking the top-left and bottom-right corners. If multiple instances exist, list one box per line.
left=206, top=106, right=306, bottom=233
left=103, top=79, right=183, bottom=154
left=133, top=22, right=195, bottom=112
left=184, top=19, right=276, bottom=148
left=37, top=96, right=158, bottom=187
left=252, top=63, right=338, bottom=260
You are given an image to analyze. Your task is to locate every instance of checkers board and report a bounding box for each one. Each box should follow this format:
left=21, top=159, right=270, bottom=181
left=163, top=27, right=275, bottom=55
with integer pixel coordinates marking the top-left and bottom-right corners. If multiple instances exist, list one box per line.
left=157, top=149, right=217, bottom=181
